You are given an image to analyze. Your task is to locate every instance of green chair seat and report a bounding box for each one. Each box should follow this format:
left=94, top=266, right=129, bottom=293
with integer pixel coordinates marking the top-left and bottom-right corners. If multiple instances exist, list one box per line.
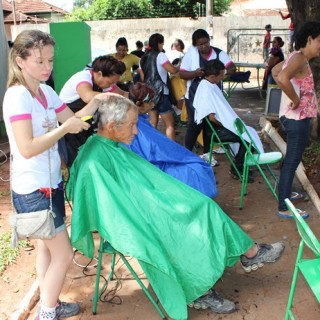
left=247, top=151, right=283, bottom=166
left=299, top=258, right=320, bottom=302
left=284, top=199, right=320, bottom=319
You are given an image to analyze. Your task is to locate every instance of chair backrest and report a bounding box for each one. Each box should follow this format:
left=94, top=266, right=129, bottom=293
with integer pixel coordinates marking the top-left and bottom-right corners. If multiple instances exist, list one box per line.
left=233, top=118, right=260, bottom=154
left=285, top=199, right=320, bottom=257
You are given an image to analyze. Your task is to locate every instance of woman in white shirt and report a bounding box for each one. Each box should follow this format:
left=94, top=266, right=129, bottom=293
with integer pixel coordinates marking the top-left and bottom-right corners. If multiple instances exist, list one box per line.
left=139, top=33, right=179, bottom=140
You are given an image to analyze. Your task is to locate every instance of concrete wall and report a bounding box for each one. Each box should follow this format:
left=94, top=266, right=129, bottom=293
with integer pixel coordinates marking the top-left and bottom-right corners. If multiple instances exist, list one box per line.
left=0, top=0, right=8, bottom=136
left=11, top=16, right=289, bottom=62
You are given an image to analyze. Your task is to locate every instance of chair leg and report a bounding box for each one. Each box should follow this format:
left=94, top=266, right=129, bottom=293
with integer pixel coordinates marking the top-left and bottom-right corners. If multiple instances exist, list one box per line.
left=208, top=136, right=215, bottom=165
left=284, top=241, right=304, bottom=320
left=92, top=238, right=105, bottom=315
left=239, top=165, right=249, bottom=209
left=256, top=164, right=278, bottom=201
left=226, top=148, right=242, bottom=181
left=119, top=254, right=167, bottom=319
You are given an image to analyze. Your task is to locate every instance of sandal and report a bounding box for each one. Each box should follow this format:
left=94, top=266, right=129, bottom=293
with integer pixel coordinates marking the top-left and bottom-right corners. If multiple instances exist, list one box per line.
left=277, top=209, right=309, bottom=220
left=290, top=192, right=304, bottom=201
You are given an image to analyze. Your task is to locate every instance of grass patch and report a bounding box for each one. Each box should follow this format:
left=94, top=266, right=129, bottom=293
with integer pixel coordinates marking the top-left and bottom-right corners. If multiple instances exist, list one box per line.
left=303, top=139, right=320, bottom=177
left=0, top=190, right=10, bottom=198
left=0, top=231, right=28, bottom=275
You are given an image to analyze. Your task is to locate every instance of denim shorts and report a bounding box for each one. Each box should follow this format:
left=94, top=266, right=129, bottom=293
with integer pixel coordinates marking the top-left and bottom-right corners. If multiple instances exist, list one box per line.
left=12, top=188, right=66, bottom=234
left=153, top=94, right=173, bottom=115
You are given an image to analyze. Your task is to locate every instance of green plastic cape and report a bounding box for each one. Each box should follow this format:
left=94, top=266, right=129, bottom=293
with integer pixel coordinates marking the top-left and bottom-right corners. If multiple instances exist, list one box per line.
left=67, top=135, right=254, bottom=320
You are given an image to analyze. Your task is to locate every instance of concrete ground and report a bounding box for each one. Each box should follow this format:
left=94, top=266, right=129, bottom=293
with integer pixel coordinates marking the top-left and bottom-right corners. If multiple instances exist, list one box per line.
left=2, top=83, right=320, bottom=320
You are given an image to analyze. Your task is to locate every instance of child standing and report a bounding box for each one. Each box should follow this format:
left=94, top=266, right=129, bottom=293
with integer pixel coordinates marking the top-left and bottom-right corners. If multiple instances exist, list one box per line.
left=263, top=24, right=272, bottom=61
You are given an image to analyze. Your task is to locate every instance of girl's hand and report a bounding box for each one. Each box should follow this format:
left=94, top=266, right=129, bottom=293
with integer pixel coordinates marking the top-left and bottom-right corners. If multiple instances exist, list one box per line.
left=63, top=116, right=90, bottom=134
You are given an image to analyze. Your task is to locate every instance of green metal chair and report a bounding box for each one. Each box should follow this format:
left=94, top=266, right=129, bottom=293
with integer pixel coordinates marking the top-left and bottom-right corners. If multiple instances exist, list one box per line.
left=284, top=199, right=320, bottom=320
left=233, top=118, right=282, bottom=209
left=205, top=117, right=241, bottom=180
left=93, top=237, right=167, bottom=319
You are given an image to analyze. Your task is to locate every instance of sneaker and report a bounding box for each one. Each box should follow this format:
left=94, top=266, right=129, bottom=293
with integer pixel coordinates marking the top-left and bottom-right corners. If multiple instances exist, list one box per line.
left=35, top=301, right=80, bottom=320
left=199, top=153, right=219, bottom=167
left=240, top=242, right=285, bottom=273
left=212, top=146, right=225, bottom=154
left=56, top=301, right=80, bottom=318
left=188, top=289, right=236, bottom=314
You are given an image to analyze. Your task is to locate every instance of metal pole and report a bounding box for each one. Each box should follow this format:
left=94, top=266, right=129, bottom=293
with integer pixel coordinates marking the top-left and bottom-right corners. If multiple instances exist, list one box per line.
left=206, top=0, right=213, bottom=41
left=11, top=0, right=17, bottom=26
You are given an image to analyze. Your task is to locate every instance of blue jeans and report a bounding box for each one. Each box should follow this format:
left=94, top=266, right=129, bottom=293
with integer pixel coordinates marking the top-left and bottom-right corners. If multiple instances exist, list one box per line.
left=152, top=94, right=173, bottom=115
left=12, top=188, right=66, bottom=233
left=278, top=116, right=311, bottom=211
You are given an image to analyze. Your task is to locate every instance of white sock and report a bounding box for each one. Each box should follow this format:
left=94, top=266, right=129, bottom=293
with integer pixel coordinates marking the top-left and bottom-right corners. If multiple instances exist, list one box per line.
left=39, top=303, right=56, bottom=320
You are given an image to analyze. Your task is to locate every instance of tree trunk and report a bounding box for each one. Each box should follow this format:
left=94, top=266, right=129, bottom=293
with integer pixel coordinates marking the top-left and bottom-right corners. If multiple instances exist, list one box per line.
left=286, top=0, right=320, bottom=137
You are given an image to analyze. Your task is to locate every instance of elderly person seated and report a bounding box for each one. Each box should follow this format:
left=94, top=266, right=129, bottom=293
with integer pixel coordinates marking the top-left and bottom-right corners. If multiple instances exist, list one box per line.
left=67, top=94, right=284, bottom=319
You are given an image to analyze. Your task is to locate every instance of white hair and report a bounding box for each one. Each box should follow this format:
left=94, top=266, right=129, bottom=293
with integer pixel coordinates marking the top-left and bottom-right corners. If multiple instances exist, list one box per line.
left=98, top=95, right=137, bottom=128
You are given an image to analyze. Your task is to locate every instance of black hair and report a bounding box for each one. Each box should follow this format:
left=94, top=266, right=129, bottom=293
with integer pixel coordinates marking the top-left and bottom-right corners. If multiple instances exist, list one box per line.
left=192, top=29, right=210, bottom=46
left=203, top=59, right=225, bottom=77
left=116, top=37, right=128, bottom=48
left=295, top=21, right=320, bottom=50
left=273, top=36, right=284, bottom=47
left=148, top=33, right=164, bottom=52
left=92, top=55, right=126, bottom=77
left=265, top=24, right=272, bottom=30
left=135, top=40, right=143, bottom=48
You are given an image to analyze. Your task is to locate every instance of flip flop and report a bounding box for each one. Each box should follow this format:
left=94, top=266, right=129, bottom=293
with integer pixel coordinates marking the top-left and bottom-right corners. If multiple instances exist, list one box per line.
left=290, top=192, right=304, bottom=201
left=277, top=209, right=309, bottom=220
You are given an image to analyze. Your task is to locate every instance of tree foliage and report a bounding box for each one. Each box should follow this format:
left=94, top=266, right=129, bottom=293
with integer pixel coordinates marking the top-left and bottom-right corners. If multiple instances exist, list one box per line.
left=68, top=0, right=231, bottom=21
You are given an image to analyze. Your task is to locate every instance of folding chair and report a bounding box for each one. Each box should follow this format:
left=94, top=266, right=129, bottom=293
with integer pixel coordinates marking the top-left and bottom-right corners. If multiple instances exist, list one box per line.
left=93, top=237, right=167, bottom=319
left=233, top=118, right=282, bottom=209
left=284, top=199, right=320, bottom=320
left=205, top=117, right=241, bottom=180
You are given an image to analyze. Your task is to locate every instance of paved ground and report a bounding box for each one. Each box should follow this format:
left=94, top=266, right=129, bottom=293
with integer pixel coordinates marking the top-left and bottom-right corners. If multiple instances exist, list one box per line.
left=1, top=83, right=320, bottom=320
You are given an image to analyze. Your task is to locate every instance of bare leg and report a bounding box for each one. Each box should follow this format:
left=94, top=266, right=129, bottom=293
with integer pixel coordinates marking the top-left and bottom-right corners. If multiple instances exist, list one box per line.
left=160, top=112, right=175, bottom=140
left=148, top=109, right=159, bottom=128
left=37, top=230, right=74, bottom=308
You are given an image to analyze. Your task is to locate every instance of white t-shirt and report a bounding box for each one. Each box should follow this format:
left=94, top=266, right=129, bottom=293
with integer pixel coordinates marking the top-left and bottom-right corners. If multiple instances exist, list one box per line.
left=3, top=84, right=67, bottom=194
left=59, top=69, right=117, bottom=103
left=157, top=52, right=170, bottom=94
left=166, top=49, right=184, bottom=64
left=59, top=70, right=93, bottom=103
left=180, top=46, right=233, bottom=99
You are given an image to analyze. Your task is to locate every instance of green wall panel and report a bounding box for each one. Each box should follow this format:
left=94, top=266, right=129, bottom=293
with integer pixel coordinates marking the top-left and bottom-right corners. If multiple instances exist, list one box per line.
left=50, top=22, right=91, bottom=94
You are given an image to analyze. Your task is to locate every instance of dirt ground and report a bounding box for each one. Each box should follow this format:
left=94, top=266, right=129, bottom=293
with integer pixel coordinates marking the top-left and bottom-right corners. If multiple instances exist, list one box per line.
left=1, top=84, right=320, bottom=320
